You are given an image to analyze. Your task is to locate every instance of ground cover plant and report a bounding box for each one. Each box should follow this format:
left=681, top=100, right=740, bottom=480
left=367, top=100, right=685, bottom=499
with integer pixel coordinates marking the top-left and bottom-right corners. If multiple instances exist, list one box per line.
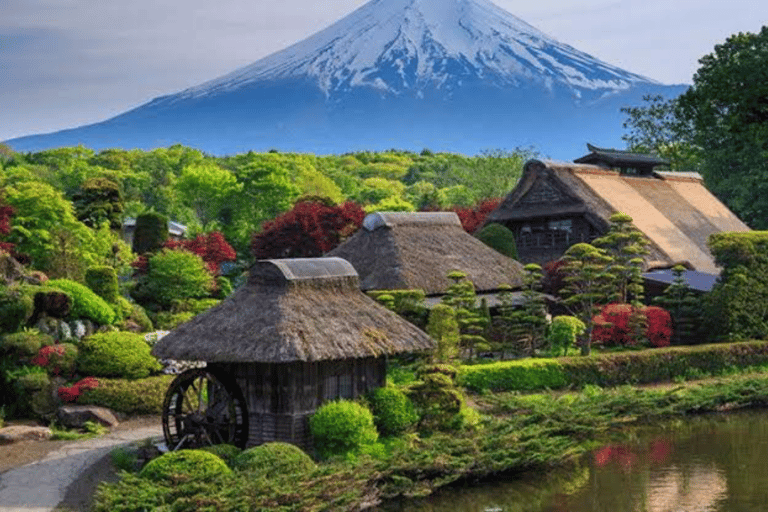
left=92, top=371, right=768, bottom=511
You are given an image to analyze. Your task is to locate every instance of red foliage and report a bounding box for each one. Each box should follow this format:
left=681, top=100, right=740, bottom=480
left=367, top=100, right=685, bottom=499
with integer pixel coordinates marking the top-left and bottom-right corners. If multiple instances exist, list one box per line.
left=164, top=231, right=237, bottom=274
left=421, top=198, right=502, bottom=233
left=0, top=204, right=15, bottom=253
left=542, top=259, right=568, bottom=295
left=58, top=377, right=100, bottom=403
left=251, top=200, right=366, bottom=259
left=31, top=344, right=76, bottom=376
left=644, top=306, right=672, bottom=347
left=592, top=303, right=673, bottom=348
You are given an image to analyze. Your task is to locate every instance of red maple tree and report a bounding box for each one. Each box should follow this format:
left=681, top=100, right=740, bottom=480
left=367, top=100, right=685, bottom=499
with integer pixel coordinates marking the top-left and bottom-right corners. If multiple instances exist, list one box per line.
left=252, top=200, right=366, bottom=259
left=0, top=202, right=15, bottom=254
left=164, top=231, right=237, bottom=274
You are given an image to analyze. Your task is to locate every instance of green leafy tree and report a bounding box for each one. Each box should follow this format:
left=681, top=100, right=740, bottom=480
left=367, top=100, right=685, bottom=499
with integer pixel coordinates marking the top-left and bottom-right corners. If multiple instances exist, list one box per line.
left=132, top=249, right=214, bottom=310
left=560, top=243, right=615, bottom=355
left=171, top=162, right=241, bottom=228
left=547, top=315, right=586, bottom=357
left=72, top=177, right=124, bottom=229
left=621, top=95, right=700, bottom=172
left=592, top=212, right=649, bottom=305
left=677, top=26, right=768, bottom=228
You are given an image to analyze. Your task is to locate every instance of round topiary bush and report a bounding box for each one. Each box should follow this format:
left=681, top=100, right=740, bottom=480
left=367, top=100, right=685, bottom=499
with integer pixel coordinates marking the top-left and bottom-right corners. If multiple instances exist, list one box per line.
left=45, top=279, right=116, bottom=325
left=0, top=331, right=54, bottom=359
left=199, top=444, right=242, bottom=466
left=137, top=249, right=213, bottom=310
left=85, top=266, right=119, bottom=304
left=231, top=442, right=316, bottom=475
left=309, top=400, right=378, bottom=460
left=139, top=449, right=231, bottom=483
left=368, top=385, right=418, bottom=437
left=474, top=223, right=519, bottom=260
left=77, top=332, right=161, bottom=379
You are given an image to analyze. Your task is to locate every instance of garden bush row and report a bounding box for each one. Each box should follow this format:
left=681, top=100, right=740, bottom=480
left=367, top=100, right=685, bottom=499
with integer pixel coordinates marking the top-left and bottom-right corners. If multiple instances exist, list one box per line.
left=458, top=340, right=768, bottom=392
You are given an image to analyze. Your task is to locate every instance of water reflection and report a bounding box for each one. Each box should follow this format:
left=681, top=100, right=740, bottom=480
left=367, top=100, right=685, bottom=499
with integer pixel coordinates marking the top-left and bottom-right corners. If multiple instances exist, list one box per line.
left=384, top=410, right=768, bottom=512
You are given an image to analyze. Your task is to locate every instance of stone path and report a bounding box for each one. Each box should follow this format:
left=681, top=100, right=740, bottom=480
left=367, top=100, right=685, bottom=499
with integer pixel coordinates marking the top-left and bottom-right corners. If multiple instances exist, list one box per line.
left=0, top=425, right=161, bottom=512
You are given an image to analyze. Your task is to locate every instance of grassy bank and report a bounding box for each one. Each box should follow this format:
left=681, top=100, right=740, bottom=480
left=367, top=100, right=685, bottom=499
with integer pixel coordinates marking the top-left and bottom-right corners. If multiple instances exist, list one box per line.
left=93, top=371, right=768, bottom=511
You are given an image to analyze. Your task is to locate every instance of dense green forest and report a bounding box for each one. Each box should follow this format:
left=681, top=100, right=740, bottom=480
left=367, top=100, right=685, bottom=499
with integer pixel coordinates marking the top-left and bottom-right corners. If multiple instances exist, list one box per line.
left=0, top=145, right=534, bottom=277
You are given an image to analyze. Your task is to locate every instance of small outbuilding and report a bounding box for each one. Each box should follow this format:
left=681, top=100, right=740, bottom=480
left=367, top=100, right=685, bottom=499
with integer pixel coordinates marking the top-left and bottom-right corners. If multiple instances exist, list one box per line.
left=152, top=257, right=435, bottom=450
left=327, top=212, right=525, bottom=295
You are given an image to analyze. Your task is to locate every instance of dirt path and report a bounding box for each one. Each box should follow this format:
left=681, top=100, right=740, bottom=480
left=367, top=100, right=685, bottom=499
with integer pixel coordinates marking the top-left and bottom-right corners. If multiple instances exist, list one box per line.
left=0, top=416, right=162, bottom=512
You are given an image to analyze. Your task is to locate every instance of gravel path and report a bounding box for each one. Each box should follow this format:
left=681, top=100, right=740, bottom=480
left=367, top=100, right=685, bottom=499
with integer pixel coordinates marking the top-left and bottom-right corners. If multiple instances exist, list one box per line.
left=0, top=419, right=162, bottom=512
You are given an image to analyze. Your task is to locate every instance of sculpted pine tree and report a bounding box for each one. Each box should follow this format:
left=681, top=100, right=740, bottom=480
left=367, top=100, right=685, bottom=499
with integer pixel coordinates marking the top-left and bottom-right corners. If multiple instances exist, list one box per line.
left=592, top=212, right=650, bottom=305
left=497, top=264, right=547, bottom=357
left=560, top=243, right=615, bottom=356
left=441, top=270, right=489, bottom=360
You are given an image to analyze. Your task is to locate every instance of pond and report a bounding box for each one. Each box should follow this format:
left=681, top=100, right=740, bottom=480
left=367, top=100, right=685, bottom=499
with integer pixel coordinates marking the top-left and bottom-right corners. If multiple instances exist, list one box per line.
left=384, top=409, right=768, bottom=512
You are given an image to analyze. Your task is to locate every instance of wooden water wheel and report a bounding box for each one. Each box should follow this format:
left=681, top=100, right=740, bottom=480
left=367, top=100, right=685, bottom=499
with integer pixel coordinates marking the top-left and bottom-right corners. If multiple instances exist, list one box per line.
left=161, top=368, right=248, bottom=450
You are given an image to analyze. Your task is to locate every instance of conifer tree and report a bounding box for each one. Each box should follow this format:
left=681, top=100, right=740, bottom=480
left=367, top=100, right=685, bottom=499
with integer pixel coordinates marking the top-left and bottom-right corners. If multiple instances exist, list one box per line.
left=653, top=264, right=701, bottom=344
left=441, top=270, right=489, bottom=360
left=497, top=263, right=547, bottom=357
left=560, top=243, right=615, bottom=355
left=592, top=212, right=649, bottom=305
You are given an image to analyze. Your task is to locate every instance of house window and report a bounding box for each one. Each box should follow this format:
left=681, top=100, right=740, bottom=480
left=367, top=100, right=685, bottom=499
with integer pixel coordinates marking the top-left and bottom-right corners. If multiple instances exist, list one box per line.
left=323, top=369, right=354, bottom=400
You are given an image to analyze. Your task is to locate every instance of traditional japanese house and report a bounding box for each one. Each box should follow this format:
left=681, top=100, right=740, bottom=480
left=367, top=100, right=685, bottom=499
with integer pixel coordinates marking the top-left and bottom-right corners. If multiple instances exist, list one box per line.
left=483, top=146, right=750, bottom=272
left=151, top=257, right=435, bottom=450
left=327, top=211, right=525, bottom=295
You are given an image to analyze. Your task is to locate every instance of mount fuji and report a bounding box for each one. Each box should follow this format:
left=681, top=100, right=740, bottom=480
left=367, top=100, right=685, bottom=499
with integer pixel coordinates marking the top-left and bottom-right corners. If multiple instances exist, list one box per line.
left=6, top=0, right=686, bottom=157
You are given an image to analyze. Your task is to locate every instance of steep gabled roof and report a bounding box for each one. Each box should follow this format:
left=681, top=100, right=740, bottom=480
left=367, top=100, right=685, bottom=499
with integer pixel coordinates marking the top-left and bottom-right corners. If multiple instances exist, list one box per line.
left=151, top=257, right=435, bottom=363
left=485, top=159, right=750, bottom=273
left=327, top=212, right=524, bottom=295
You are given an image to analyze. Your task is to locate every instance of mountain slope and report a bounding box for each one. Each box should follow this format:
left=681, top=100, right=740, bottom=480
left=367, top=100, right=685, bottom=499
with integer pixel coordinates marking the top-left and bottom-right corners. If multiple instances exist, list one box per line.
left=6, top=0, right=685, bottom=158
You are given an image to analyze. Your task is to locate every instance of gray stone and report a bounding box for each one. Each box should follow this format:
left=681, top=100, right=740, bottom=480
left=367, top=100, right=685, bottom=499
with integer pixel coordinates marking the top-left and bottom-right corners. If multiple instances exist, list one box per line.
left=57, top=405, right=119, bottom=429
left=70, top=319, right=87, bottom=340
left=36, top=317, right=54, bottom=336
left=57, top=320, right=72, bottom=341
left=0, top=425, right=52, bottom=444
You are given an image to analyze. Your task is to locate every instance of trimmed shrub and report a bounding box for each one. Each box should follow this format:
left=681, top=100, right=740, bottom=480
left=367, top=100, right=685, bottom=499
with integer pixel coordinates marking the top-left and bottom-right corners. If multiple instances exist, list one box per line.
left=45, top=279, right=116, bottom=325
left=78, top=375, right=173, bottom=414
left=474, top=222, right=519, bottom=259
left=232, top=442, right=316, bottom=475
left=139, top=449, right=231, bottom=483
left=85, top=266, right=119, bottom=304
left=547, top=316, right=585, bottom=357
left=408, top=364, right=470, bottom=433
left=645, top=306, right=672, bottom=348
left=170, top=298, right=221, bottom=315
left=1, top=331, right=54, bottom=359
left=367, top=385, right=418, bottom=437
left=122, top=301, right=153, bottom=332
left=457, top=340, right=768, bottom=392
left=77, top=332, right=161, bottom=379
left=0, top=285, right=35, bottom=333
left=154, top=311, right=194, bottom=330
left=31, top=343, right=78, bottom=376
left=458, top=358, right=568, bottom=393
left=136, top=249, right=213, bottom=310
left=132, top=212, right=168, bottom=255
left=309, top=400, right=378, bottom=460
left=199, top=444, right=242, bottom=466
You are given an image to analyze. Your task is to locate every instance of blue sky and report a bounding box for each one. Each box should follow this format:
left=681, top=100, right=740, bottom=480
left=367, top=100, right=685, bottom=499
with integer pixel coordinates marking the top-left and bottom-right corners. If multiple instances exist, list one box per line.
left=1, top=0, right=766, bottom=142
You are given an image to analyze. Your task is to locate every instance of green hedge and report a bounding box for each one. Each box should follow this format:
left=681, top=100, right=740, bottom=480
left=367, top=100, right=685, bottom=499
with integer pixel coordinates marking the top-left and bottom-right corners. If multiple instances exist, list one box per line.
left=85, top=266, right=119, bottom=304
left=45, top=279, right=116, bottom=325
left=458, top=340, right=768, bottom=392
left=77, top=332, right=161, bottom=379
left=78, top=375, right=173, bottom=414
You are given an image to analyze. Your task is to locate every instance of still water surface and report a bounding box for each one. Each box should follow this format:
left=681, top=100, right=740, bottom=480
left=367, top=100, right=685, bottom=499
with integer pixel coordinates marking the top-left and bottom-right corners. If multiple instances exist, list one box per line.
left=388, top=410, right=768, bottom=512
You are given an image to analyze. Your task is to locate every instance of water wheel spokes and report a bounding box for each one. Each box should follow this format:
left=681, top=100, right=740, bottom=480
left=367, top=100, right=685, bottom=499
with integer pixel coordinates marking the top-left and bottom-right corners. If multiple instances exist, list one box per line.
left=162, top=368, right=248, bottom=450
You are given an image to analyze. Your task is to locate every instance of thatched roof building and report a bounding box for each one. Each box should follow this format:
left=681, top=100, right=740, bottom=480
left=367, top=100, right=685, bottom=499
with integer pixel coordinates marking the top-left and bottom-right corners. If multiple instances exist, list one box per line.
left=152, top=257, right=435, bottom=363
left=326, top=212, right=525, bottom=295
left=483, top=159, right=750, bottom=272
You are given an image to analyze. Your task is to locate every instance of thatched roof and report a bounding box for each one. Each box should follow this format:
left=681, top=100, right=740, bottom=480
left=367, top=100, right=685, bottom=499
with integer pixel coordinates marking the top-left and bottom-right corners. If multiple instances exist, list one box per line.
left=485, top=159, right=750, bottom=273
left=151, top=257, right=435, bottom=363
left=574, top=143, right=669, bottom=171
left=326, top=212, right=525, bottom=295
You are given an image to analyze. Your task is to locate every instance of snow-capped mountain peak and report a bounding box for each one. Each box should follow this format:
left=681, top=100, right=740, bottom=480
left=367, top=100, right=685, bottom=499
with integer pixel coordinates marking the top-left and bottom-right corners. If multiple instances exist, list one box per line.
left=181, top=0, right=656, bottom=99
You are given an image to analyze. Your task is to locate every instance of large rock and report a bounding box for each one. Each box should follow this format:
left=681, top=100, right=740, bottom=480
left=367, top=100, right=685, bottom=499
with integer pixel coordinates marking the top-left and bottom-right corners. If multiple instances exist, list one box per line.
left=57, top=405, right=119, bottom=429
left=0, top=425, right=52, bottom=444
